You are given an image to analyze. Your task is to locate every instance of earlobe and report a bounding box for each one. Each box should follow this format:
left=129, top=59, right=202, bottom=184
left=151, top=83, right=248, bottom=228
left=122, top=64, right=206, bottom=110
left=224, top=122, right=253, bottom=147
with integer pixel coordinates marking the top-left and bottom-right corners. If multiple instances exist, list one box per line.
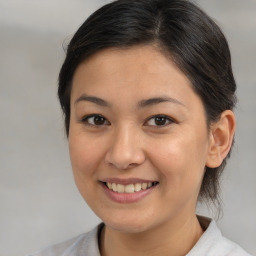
left=206, top=110, right=236, bottom=168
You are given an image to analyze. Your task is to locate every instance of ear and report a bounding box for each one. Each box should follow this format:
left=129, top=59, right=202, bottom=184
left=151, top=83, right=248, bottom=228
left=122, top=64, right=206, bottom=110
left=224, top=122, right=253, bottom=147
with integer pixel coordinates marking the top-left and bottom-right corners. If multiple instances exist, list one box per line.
left=206, top=110, right=236, bottom=168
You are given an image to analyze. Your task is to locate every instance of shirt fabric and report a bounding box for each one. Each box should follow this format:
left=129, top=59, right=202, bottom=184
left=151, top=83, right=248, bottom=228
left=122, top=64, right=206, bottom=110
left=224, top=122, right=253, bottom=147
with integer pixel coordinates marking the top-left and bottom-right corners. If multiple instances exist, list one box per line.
left=28, top=216, right=252, bottom=256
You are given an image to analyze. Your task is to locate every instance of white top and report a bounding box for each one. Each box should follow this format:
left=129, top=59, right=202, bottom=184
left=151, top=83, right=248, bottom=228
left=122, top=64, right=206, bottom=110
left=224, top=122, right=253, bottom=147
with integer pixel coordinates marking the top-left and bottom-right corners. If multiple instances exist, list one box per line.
left=28, top=217, right=252, bottom=256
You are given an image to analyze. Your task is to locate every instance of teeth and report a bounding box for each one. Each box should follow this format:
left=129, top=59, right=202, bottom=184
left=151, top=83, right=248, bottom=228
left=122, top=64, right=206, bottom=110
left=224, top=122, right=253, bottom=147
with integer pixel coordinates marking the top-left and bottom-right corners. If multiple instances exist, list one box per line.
left=106, top=182, right=157, bottom=193
left=142, top=183, right=147, bottom=190
left=117, top=184, right=125, bottom=193
left=112, top=183, right=117, bottom=192
left=107, top=182, right=112, bottom=189
left=134, top=183, right=142, bottom=192
left=125, top=184, right=134, bottom=193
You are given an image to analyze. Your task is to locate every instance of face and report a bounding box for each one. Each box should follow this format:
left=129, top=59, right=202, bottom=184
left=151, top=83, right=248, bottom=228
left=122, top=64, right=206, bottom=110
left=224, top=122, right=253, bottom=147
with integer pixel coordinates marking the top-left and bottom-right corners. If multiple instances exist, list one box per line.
left=69, top=45, right=212, bottom=233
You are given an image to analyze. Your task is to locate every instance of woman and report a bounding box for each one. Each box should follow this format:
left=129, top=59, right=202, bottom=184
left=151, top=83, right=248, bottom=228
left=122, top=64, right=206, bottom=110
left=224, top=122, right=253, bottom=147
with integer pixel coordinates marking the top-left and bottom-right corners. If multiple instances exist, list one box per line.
left=30, top=0, right=252, bottom=255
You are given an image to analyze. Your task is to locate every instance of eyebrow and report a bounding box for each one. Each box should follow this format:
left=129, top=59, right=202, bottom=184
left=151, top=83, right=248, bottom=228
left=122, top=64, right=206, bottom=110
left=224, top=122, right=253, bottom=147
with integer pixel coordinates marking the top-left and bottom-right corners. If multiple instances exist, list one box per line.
left=74, top=94, right=185, bottom=108
left=137, top=96, right=186, bottom=108
left=74, top=94, right=111, bottom=107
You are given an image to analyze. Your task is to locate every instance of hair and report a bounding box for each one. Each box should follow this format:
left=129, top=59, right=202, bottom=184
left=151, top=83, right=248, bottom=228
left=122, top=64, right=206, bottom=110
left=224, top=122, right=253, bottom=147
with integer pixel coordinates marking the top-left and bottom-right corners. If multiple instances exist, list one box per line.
left=58, top=0, right=236, bottom=206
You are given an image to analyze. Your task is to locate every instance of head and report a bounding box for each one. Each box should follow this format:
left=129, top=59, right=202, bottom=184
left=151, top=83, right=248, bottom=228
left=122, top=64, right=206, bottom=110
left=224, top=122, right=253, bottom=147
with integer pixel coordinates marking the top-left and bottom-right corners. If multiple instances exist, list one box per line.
left=58, top=0, right=236, bottom=225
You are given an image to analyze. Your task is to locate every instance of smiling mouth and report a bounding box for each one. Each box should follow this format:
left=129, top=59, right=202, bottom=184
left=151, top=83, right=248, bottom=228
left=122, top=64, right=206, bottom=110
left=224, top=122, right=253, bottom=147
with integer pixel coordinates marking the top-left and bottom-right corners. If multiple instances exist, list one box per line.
left=103, top=181, right=159, bottom=193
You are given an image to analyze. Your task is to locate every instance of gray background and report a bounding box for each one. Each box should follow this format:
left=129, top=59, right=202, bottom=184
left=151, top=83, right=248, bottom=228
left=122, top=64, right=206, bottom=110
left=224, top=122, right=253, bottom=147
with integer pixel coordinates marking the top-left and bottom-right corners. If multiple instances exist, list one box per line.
left=0, top=0, right=255, bottom=255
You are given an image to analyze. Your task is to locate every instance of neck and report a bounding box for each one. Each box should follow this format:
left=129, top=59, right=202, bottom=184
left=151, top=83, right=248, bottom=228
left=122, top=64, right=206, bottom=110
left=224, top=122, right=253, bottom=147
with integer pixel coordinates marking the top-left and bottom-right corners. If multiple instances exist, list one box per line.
left=100, top=214, right=204, bottom=256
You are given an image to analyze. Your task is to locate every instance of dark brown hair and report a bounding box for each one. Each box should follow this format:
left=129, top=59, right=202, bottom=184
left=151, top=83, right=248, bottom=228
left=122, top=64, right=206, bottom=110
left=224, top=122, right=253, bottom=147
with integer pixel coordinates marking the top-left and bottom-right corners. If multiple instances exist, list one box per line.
left=58, top=0, right=236, bottom=205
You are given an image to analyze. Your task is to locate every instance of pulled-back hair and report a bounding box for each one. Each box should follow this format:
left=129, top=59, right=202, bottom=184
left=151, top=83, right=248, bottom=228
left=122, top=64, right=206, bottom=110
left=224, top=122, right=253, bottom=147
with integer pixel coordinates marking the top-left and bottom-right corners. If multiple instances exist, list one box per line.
left=58, top=0, right=236, bottom=205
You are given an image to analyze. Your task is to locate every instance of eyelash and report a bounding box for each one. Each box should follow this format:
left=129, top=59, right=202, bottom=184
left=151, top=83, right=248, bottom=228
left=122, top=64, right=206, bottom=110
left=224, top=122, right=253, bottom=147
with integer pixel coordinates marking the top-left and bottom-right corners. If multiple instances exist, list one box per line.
left=145, top=115, right=175, bottom=127
left=81, top=114, right=175, bottom=127
left=81, top=114, right=110, bottom=126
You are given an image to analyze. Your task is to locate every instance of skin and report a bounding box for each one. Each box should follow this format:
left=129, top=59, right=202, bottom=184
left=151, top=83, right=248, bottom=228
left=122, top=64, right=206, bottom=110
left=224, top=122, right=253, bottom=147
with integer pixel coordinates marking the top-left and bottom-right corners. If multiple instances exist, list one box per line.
left=69, top=45, right=235, bottom=256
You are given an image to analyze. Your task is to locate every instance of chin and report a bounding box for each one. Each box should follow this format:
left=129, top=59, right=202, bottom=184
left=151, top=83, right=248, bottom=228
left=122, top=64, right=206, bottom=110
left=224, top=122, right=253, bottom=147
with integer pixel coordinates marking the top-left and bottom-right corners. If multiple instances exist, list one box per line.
left=106, top=220, right=149, bottom=233
left=98, top=209, right=158, bottom=234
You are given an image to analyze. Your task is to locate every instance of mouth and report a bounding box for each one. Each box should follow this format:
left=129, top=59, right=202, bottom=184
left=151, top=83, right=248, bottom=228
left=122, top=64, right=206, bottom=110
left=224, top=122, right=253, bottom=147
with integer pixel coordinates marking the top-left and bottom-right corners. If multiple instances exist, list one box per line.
left=102, top=181, right=159, bottom=193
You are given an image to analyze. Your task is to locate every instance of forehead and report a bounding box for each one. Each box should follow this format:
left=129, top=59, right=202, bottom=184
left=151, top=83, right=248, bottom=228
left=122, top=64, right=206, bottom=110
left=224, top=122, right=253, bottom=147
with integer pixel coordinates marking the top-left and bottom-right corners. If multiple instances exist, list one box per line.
left=71, top=45, right=201, bottom=109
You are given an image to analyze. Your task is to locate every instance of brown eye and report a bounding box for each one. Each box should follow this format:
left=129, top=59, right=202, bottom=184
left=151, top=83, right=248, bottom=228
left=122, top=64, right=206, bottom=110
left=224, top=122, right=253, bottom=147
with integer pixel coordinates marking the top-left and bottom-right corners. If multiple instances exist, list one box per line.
left=155, top=116, right=168, bottom=126
left=83, top=115, right=110, bottom=126
left=146, top=115, right=174, bottom=126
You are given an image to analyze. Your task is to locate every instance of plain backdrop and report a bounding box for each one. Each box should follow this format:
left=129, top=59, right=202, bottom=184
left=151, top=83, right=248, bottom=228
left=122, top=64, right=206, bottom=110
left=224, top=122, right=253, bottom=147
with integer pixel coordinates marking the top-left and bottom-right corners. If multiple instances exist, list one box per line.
left=0, top=0, right=255, bottom=255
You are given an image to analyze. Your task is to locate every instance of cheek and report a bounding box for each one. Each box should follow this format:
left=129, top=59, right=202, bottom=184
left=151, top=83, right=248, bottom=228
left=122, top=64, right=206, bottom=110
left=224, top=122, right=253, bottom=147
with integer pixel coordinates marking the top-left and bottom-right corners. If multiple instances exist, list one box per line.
left=148, top=133, right=208, bottom=188
left=69, top=130, right=103, bottom=180
left=68, top=130, right=108, bottom=208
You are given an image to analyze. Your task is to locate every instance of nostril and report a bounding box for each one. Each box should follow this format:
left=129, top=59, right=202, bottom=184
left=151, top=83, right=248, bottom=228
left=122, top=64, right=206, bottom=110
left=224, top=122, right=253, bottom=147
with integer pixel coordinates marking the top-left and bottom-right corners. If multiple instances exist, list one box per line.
left=105, top=155, right=144, bottom=170
left=104, top=134, right=146, bottom=170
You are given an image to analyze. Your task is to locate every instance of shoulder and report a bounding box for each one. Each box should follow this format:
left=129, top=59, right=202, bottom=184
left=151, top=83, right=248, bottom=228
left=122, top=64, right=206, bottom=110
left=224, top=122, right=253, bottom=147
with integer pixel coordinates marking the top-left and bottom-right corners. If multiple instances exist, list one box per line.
left=188, top=216, right=252, bottom=256
left=27, top=224, right=103, bottom=256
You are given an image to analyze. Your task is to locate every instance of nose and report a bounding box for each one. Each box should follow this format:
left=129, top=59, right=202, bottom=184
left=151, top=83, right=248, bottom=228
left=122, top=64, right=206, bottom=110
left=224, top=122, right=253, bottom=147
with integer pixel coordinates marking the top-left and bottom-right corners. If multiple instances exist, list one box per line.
left=105, top=125, right=146, bottom=170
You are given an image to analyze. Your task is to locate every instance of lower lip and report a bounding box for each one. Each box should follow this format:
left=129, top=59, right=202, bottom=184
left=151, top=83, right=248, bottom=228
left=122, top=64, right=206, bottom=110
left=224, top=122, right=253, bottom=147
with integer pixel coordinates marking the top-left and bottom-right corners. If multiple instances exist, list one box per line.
left=100, top=182, right=157, bottom=204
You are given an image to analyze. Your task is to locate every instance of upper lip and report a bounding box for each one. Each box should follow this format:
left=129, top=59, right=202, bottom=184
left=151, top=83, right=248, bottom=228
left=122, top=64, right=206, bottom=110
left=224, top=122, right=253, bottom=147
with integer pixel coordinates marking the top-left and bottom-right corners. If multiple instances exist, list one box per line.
left=100, top=178, right=158, bottom=185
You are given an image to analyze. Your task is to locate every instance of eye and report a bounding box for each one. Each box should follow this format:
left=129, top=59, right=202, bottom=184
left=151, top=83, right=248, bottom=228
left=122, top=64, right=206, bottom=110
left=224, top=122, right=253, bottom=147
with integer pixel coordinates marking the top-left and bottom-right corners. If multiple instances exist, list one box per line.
left=145, top=115, right=174, bottom=127
left=82, top=114, right=110, bottom=126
